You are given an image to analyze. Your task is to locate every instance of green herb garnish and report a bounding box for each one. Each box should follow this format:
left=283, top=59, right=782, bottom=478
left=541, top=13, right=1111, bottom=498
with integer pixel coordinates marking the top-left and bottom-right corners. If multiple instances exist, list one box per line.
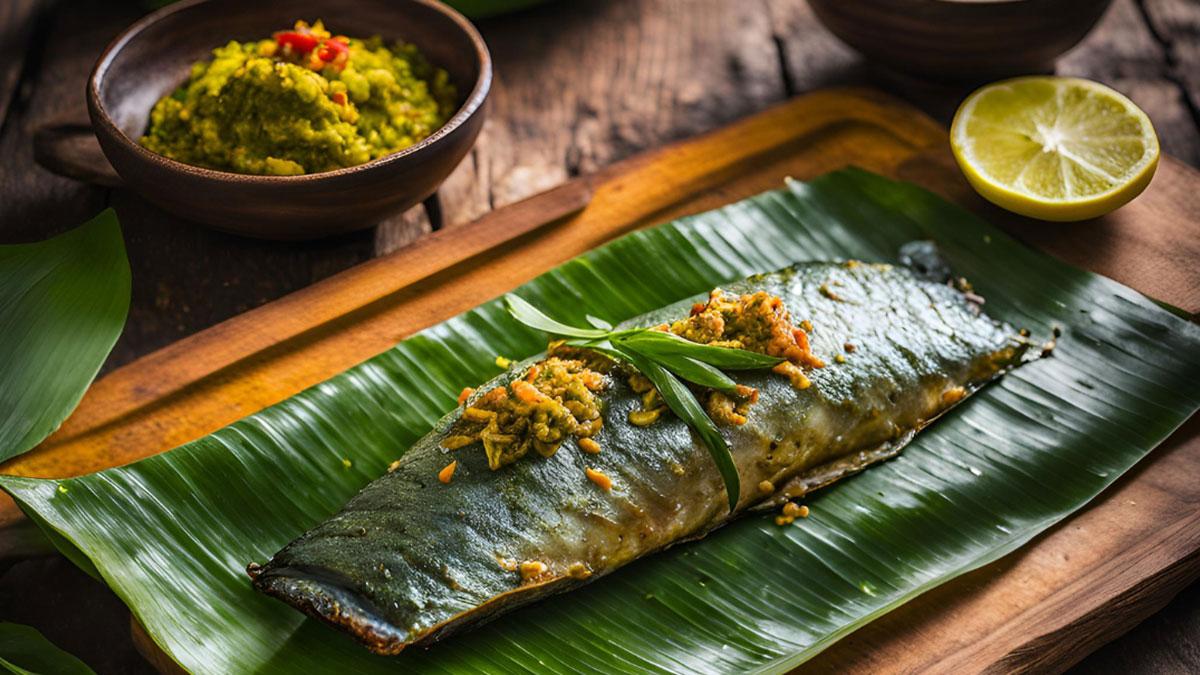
left=504, top=294, right=783, bottom=512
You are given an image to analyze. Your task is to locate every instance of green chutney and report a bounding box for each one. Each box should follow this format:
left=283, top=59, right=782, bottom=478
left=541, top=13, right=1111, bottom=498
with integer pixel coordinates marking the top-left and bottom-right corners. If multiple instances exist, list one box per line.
left=141, top=20, right=457, bottom=176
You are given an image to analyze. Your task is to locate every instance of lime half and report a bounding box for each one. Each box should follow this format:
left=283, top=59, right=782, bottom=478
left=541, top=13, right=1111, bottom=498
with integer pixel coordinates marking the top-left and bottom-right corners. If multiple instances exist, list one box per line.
left=951, top=76, right=1159, bottom=221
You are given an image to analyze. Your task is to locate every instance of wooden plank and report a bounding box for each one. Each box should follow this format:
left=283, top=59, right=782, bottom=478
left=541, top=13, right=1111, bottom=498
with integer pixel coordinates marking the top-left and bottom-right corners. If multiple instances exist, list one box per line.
left=2, top=87, right=1198, bottom=673
left=1072, top=567, right=1200, bottom=673
left=376, top=0, right=790, bottom=252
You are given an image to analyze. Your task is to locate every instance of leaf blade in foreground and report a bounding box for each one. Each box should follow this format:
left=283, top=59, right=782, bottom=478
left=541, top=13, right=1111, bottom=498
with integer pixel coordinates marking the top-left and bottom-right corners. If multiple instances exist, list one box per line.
left=0, top=210, right=130, bottom=462
left=0, top=623, right=95, bottom=675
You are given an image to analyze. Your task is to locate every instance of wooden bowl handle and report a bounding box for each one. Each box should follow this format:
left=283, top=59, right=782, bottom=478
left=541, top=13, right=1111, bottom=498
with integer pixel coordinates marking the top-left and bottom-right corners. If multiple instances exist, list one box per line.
left=33, top=120, right=123, bottom=188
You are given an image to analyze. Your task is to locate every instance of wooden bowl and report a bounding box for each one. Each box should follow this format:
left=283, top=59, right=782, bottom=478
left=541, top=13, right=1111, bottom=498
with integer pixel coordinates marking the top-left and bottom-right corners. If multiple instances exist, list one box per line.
left=87, top=0, right=491, bottom=239
left=808, top=0, right=1113, bottom=82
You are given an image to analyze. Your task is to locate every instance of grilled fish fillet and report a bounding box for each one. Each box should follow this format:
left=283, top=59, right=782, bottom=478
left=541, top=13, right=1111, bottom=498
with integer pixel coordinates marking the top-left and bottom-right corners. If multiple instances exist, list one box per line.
left=249, top=255, right=1028, bottom=654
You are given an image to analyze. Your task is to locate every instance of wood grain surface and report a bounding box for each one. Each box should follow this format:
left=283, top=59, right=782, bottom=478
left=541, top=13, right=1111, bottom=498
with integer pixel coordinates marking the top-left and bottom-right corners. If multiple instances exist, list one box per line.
left=4, top=87, right=1199, bottom=675
left=1, top=0, right=1198, bottom=673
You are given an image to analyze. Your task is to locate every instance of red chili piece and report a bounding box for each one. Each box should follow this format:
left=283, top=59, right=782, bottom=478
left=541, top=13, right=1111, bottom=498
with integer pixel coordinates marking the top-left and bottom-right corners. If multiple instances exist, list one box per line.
left=318, top=38, right=348, bottom=62
left=275, top=31, right=319, bottom=53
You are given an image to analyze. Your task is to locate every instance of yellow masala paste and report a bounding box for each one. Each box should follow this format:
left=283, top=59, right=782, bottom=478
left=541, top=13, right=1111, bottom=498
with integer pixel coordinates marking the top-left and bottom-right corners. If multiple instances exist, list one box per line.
left=141, top=20, right=456, bottom=175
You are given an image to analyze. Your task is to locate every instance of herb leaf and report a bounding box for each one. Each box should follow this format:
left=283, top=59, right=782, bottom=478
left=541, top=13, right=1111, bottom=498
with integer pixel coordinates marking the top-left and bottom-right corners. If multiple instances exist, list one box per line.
left=620, top=330, right=782, bottom=369
left=585, top=315, right=614, bottom=330
left=612, top=345, right=741, bottom=511
left=620, top=346, right=737, bottom=392
left=504, top=295, right=610, bottom=339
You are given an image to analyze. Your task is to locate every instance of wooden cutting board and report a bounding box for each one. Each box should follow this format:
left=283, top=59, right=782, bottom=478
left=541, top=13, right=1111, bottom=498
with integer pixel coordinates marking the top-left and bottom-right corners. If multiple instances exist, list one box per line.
left=3, top=88, right=1199, bottom=673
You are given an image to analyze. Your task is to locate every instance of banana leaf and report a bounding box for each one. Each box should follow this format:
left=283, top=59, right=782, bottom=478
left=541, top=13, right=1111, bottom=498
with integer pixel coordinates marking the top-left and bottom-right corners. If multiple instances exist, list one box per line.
left=0, top=623, right=95, bottom=675
left=3, top=169, right=1199, bottom=674
left=0, top=210, right=129, bottom=463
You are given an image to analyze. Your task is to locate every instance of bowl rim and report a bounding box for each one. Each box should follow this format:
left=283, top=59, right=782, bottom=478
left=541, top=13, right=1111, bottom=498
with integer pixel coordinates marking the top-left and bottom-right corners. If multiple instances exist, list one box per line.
left=87, top=0, right=492, bottom=184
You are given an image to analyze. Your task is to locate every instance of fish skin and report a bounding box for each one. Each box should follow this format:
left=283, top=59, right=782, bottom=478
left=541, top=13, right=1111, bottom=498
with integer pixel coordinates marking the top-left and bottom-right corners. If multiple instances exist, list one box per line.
left=250, top=259, right=1028, bottom=654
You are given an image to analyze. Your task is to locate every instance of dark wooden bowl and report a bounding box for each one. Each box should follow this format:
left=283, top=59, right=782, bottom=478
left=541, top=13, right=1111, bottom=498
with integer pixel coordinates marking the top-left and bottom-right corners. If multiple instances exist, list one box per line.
left=808, top=0, right=1113, bottom=82
left=87, top=0, right=491, bottom=239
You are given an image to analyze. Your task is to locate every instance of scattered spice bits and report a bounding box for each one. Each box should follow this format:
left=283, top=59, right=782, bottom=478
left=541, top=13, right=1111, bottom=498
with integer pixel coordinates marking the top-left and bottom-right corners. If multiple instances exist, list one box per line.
left=457, top=387, right=475, bottom=405
left=438, top=460, right=457, bottom=484
left=958, top=277, right=985, bottom=304
left=585, top=467, right=613, bottom=491
left=834, top=354, right=847, bottom=364
left=785, top=369, right=813, bottom=389
left=671, top=288, right=825, bottom=398
left=783, top=502, right=809, bottom=519
left=818, top=283, right=843, bottom=301
left=445, top=355, right=610, bottom=469
left=1042, top=326, right=1062, bottom=357
left=341, top=458, right=353, bottom=469
left=844, top=342, right=856, bottom=353
left=578, top=437, right=602, bottom=454
left=628, top=408, right=663, bottom=427
left=963, top=291, right=987, bottom=305
left=800, top=319, right=814, bottom=333
left=758, top=480, right=775, bottom=495
left=519, top=560, right=547, bottom=581
left=706, top=384, right=759, bottom=426
left=494, top=355, right=512, bottom=369
left=567, top=562, right=593, bottom=579
left=627, top=370, right=667, bottom=425
left=941, top=386, right=967, bottom=406
left=387, top=459, right=402, bottom=473
left=776, top=502, right=810, bottom=525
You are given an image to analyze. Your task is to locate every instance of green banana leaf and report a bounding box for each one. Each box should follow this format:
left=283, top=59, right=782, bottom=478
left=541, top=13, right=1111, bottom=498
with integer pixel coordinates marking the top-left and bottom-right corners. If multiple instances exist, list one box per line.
left=0, top=623, right=95, bottom=675
left=0, top=210, right=129, bottom=463
left=4, top=169, right=1199, bottom=674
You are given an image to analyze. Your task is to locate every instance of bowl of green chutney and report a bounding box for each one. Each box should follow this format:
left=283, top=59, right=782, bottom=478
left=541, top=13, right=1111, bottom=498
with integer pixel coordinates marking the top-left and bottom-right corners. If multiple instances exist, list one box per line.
left=87, top=0, right=491, bottom=239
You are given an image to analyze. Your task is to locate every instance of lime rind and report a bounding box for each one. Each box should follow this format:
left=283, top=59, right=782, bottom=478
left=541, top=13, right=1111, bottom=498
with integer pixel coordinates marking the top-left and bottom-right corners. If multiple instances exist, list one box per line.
left=951, top=76, right=1159, bottom=221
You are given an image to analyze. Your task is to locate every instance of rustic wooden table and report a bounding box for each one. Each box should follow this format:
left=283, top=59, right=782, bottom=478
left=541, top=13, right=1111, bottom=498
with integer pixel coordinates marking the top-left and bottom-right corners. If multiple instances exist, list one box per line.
left=1, top=0, right=1197, bottom=673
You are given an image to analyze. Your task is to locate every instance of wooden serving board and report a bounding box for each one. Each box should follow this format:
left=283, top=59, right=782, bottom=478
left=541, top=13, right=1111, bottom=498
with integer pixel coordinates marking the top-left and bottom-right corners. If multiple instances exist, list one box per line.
left=2, top=88, right=1199, bottom=673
